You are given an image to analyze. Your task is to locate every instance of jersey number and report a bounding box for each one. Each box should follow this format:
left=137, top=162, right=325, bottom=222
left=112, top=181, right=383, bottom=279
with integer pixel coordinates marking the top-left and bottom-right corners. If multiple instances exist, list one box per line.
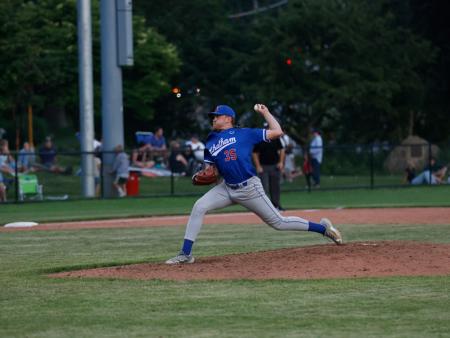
left=224, top=148, right=237, bottom=161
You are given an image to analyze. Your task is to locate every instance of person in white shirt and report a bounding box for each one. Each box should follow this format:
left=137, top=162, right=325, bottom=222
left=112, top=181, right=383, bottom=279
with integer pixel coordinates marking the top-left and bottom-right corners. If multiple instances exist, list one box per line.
left=309, top=128, right=323, bottom=187
left=186, top=134, right=205, bottom=162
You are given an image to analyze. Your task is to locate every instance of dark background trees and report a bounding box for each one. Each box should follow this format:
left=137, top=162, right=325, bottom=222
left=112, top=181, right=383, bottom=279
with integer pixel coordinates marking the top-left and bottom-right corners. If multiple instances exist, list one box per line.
left=0, top=0, right=179, bottom=148
left=0, top=0, right=448, bottom=148
left=136, top=0, right=449, bottom=145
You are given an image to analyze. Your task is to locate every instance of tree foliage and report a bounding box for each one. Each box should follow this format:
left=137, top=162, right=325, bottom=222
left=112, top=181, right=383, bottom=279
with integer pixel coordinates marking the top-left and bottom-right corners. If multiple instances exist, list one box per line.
left=0, top=0, right=447, bottom=146
left=235, top=0, right=437, bottom=143
left=0, top=0, right=180, bottom=145
left=137, top=0, right=443, bottom=144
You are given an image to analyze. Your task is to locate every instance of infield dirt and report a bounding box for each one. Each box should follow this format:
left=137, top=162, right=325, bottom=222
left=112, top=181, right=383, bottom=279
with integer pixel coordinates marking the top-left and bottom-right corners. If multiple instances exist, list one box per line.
left=51, top=241, right=450, bottom=281
left=39, top=207, right=450, bottom=281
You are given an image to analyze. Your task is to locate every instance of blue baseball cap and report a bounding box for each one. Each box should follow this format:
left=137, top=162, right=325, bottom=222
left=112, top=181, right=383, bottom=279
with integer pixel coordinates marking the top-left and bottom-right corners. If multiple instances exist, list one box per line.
left=208, top=105, right=236, bottom=118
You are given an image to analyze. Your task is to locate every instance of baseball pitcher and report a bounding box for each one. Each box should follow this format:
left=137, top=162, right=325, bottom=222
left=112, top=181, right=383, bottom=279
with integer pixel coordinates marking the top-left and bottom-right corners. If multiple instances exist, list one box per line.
left=166, top=104, right=342, bottom=264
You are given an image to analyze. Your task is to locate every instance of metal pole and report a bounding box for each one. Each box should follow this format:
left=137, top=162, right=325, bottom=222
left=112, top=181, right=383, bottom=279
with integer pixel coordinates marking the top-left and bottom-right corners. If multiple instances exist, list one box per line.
left=100, top=0, right=125, bottom=197
left=428, top=142, right=432, bottom=184
left=77, top=0, right=96, bottom=197
left=370, top=144, right=374, bottom=189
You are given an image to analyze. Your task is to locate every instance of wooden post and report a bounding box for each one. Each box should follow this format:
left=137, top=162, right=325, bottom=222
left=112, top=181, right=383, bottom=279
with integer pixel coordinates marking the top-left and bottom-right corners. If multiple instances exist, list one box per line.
left=28, top=104, right=33, bottom=147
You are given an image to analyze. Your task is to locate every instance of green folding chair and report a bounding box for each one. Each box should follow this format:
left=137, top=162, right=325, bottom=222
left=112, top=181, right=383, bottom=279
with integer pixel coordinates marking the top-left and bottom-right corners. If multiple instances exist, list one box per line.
left=18, top=174, right=43, bottom=201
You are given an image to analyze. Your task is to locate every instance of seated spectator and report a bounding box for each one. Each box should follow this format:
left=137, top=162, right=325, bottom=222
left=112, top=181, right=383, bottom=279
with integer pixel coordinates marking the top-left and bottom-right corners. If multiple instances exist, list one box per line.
left=168, top=140, right=188, bottom=175
left=110, top=144, right=129, bottom=197
left=131, top=142, right=155, bottom=168
left=150, top=127, right=166, bottom=151
left=425, top=156, right=441, bottom=172
left=0, top=172, right=7, bottom=202
left=411, top=165, right=447, bottom=185
left=18, top=142, right=36, bottom=172
left=185, top=134, right=205, bottom=162
left=37, top=137, right=72, bottom=174
left=181, top=143, right=198, bottom=176
left=149, top=127, right=168, bottom=165
left=0, top=139, right=16, bottom=175
left=404, top=161, right=416, bottom=184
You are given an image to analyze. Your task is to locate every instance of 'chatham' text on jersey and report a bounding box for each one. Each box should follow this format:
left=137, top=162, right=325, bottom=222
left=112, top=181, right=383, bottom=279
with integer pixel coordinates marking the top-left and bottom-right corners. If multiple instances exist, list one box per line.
left=204, top=128, right=268, bottom=184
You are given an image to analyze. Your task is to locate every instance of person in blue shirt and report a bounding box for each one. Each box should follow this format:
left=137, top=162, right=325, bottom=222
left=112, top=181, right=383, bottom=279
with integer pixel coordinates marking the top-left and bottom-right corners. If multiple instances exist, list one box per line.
left=309, top=128, right=323, bottom=188
left=166, top=104, right=342, bottom=264
left=149, top=127, right=168, bottom=166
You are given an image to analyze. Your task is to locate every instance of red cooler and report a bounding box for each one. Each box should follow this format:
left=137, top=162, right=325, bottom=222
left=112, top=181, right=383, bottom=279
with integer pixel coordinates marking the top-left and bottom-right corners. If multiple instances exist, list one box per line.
left=126, top=171, right=140, bottom=196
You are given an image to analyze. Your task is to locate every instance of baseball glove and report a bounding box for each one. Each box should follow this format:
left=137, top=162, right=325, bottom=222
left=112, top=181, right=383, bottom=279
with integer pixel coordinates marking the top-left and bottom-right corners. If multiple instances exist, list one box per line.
left=192, top=165, right=218, bottom=185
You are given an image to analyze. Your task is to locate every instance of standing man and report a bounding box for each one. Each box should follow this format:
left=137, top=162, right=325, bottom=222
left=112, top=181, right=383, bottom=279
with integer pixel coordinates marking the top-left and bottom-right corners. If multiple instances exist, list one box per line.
left=166, top=104, right=342, bottom=265
left=252, top=123, right=286, bottom=211
left=309, top=128, right=323, bottom=188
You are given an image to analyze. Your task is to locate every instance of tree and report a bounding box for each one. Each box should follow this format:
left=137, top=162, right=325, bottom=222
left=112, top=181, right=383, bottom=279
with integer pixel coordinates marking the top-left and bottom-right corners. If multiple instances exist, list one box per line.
left=0, top=0, right=180, bottom=146
left=135, top=0, right=235, bottom=136
left=236, top=0, right=437, bottom=143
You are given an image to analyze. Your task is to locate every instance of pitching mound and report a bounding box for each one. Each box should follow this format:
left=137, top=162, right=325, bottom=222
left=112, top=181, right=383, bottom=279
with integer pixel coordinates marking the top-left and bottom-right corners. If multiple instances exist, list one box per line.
left=51, top=241, right=450, bottom=281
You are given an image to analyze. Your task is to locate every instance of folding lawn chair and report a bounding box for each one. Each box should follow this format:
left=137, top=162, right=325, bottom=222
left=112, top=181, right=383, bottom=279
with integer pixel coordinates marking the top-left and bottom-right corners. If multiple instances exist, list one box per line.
left=18, top=174, right=43, bottom=201
left=135, top=131, right=153, bottom=145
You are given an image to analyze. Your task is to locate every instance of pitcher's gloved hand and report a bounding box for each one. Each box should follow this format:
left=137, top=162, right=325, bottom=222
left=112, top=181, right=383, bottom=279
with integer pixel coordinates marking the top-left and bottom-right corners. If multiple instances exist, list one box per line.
left=192, top=165, right=218, bottom=185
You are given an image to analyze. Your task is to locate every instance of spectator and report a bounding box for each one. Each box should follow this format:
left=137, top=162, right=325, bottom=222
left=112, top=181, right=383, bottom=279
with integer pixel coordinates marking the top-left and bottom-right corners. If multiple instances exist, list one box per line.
left=181, top=143, right=198, bottom=176
left=38, top=137, right=72, bottom=174
left=281, top=134, right=301, bottom=183
left=309, top=128, right=323, bottom=188
left=303, top=150, right=313, bottom=189
left=411, top=165, right=447, bottom=185
left=150, top=127, right=167, bottom=152
left=131, top=142, right=155, bottom=168
left=168, top=140, right=188, bottom=175
left=94, top=156, right=101, bottom=197
left=404, top=161, right=416, bottom=184
left=0, top=174, right=6, bottom=202
left=252, top=123, right=286, bottom=211
left=0, top=139, right=16, bottom=175
left=150, top=127, right=167, bottom=165
left=185, top=134, right=205, bottom=162
left=110, top=144, right=129, bottom=197
left=75, top=132, right=102, bottom=152
left=18, top=142, right=36, bottom=172
left=425, top=156, right=441, bottom=172
left=150, top=127, right=166, bottom=150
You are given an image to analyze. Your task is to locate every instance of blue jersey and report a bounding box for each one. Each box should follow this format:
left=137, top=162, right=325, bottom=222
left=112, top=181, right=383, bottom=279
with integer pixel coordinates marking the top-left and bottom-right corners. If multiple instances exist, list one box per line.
left=204, top=127, right=268, bottom=184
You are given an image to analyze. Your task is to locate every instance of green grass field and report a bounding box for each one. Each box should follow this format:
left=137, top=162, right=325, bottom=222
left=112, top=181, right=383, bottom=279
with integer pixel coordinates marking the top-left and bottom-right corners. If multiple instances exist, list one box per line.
left=3, top=167, right=418, bottom=200
left=2, top=185, right=450, bottom=224
left=1, top=187, right=449, bottom=337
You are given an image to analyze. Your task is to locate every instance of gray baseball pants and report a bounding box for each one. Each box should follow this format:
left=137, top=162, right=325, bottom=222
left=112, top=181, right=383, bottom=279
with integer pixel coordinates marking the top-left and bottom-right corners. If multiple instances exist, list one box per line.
left=184, top=176, right=309, bottom=242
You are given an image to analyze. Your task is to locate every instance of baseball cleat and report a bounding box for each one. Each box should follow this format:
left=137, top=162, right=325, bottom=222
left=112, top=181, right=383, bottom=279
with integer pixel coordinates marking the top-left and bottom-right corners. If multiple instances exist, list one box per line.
left=165, top=253, right=195, bottom=265
left=321, top=218, right=343, bottom=245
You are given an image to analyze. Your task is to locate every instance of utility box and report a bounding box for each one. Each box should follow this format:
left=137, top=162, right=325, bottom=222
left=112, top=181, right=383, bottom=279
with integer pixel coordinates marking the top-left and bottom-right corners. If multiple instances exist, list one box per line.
left=116, top=0, right=133, bottom=66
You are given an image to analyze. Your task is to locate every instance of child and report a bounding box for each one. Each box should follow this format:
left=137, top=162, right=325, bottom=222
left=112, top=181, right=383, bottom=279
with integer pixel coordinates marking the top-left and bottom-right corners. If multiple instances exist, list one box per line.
left=111, top=145, right=129, bottom=197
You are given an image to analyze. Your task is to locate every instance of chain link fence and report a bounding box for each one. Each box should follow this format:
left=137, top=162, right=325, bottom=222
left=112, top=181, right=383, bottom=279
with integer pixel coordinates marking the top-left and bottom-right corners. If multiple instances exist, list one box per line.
left=1, top=142, right=449, bottom=203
